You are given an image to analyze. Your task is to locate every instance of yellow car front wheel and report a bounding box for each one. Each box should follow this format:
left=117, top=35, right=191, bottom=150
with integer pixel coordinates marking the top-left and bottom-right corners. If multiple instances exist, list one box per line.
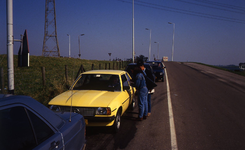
left=112, top=109, right=121, bottom=133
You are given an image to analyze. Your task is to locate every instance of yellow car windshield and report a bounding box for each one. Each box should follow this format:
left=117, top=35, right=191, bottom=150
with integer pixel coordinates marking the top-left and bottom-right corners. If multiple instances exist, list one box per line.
left=73, top=74, right=121, bottom=91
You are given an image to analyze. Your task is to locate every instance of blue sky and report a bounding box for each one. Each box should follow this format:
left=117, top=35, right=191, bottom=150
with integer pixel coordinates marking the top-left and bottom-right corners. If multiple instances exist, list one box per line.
left=1, top=0, right=245, bottom=65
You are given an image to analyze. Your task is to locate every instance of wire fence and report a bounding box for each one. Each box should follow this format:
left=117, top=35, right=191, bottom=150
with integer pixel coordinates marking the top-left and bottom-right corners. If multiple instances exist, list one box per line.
left=0, top=61, right=129, bottom=105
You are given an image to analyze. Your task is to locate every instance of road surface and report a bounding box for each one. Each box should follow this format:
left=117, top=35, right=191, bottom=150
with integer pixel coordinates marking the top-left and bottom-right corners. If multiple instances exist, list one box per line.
left=86, top=62, right=245, bottom=150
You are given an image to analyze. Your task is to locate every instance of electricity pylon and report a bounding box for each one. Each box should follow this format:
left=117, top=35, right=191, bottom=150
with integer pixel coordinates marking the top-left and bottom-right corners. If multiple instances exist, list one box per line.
left=42, top=0, right=60, bottom=57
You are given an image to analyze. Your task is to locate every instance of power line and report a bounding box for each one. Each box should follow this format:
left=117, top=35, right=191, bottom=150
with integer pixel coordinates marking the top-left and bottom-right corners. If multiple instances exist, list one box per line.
left=193, top=0, right=245, bottom=12
left=118, top=0, right=245, bottom=24
left=175, top=0, right=245, bottom=14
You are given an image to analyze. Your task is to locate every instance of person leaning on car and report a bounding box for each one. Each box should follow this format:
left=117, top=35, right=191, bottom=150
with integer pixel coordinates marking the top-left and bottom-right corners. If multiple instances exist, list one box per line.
left=134, top=59, right=148, bottom=121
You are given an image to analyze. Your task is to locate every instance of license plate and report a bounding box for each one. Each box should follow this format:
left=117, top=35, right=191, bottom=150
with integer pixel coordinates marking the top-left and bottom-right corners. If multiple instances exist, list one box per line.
left=85, top=119, right=88, bottom=125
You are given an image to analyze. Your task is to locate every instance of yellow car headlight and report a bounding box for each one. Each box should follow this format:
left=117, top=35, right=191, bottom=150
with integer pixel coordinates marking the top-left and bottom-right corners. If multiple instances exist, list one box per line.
left=96, top=107, right=111, bottom=115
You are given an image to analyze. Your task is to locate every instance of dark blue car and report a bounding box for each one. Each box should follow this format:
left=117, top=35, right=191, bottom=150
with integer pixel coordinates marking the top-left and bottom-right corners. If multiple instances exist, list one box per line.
left=125, top=63, right=155, bottom=82
left=146, top=61, right=165, bottom=82
left=0, top=94, right=86, bottom=150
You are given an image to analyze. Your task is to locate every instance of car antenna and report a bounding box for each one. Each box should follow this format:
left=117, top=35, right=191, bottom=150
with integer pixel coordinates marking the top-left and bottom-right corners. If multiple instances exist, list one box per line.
left=69, top=58, right=75, bottom=122
left=66, top=75, right=80, bottom=122
left=69, top=89, right=73, bottom=122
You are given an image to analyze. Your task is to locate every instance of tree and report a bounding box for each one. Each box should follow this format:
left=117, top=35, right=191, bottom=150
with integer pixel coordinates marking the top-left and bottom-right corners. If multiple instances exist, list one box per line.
left=135, top=55, right=148, bottom=62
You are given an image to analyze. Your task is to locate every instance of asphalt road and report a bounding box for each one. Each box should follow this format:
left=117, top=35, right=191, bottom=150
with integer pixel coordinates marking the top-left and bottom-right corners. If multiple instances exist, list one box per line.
left=85, top=62, right=245, bottom=150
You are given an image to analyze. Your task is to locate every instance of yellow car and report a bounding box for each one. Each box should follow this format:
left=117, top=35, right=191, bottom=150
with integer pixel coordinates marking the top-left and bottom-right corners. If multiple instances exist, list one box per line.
left=49, top=70, right=136, bottom=132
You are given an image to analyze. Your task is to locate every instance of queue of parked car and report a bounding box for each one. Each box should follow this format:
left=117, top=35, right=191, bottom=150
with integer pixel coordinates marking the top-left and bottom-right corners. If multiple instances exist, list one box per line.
left=146, top=61, right=165, bottom=82
left=0, top=60, right=165, bottom=149
left=125, top=61, right=165, bottom=82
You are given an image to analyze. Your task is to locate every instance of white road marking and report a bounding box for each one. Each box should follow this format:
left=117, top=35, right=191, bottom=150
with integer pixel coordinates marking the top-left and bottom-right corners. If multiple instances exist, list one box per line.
left=165, top=68, right=178, bottom=150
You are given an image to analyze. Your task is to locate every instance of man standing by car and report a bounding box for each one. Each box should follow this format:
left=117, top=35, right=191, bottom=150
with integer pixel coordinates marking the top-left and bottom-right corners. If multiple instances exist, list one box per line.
left=144, top=65, right=155, bottom=117
left=135, top=59, right=148, bottom=120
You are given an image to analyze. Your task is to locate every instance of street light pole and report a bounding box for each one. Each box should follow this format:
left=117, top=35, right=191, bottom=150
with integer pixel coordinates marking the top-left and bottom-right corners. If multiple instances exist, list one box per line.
left=132, top=0, right=135, bottom=63
left=168, top=22, right=175, bottom=61
left=146, top=28, right=151, bottom=61
left=7, top=0, right=14, bottom=94
left=154, top=41, right=159, bottom=60
left=67, top=34, right=71, bottom=58
left=78, top=34, right=84, bottom=59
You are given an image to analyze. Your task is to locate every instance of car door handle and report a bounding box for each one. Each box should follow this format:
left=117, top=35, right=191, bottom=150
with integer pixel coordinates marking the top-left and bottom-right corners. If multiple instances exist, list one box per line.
left=50, top=141, right=60, bottom=150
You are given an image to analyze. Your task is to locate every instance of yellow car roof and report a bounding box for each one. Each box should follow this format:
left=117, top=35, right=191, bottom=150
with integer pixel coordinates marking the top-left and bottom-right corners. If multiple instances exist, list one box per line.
left=82, top=70, right=126, bottom=75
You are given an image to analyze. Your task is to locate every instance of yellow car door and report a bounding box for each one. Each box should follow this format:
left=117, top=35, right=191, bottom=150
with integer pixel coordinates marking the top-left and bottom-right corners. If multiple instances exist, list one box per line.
left=125, top=72, right=135, bottom=102
left=120, top=74, right=132, bottom=114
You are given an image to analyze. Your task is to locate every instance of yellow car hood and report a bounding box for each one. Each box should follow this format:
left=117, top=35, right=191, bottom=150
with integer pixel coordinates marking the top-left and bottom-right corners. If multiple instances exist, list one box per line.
left=49, top=90, right=121, bottom=107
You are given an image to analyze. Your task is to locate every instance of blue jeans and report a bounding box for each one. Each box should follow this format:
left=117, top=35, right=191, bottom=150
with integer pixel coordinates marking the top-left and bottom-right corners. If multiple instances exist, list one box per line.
left=138, top=87, right=148, bottom=118
left=148, top=94, right=151, bottom=113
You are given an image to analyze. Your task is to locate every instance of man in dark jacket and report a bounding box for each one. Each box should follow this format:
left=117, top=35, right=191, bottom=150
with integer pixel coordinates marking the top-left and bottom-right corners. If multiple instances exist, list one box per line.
left=135, top=59, right=148, bottom=120
left=144, top=65, right=155, bottom=116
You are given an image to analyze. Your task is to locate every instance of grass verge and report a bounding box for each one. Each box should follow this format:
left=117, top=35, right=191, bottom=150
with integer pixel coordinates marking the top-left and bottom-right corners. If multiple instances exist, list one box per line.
left=0, top=55, right=128, bottom=105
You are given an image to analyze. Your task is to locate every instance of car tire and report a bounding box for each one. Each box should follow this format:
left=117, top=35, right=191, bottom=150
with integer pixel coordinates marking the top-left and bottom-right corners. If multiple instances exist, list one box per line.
left=112, top=109, right=121, bottom=133
left=161, top=76, right=164, bottom=82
